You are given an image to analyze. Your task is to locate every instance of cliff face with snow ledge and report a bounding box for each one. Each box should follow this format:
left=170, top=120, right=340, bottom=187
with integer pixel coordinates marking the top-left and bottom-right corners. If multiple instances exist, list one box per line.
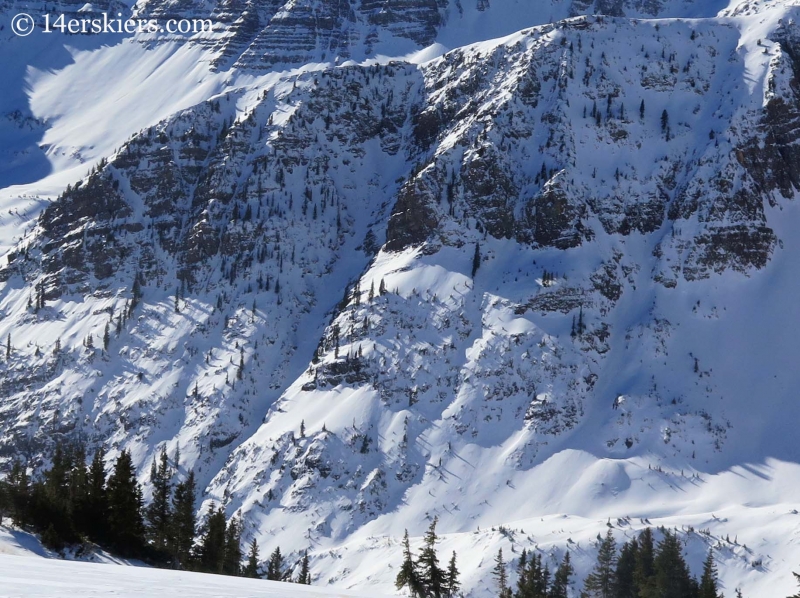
left=1, top=0, right=800, bottom=595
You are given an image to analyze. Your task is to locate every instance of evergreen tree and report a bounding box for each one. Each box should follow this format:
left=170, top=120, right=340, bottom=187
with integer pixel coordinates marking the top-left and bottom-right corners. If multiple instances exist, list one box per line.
left=43, top=443, right=70, bottom=506
left=583, top=530, right=617, bottom=598
left=445, top=551, right=461, bottom=598
left=472, top=243, right=481, bottom=278
left=146, top=448, right=172, bottom=553
left=615, top=539, right=639, bottom=598
left=243, top=538, right=262, bottom=578
left=493, top=548, right=512, bottom=598
left=103, top=322, right=110, bottom=351
left=653, top=530, right=695, bottom=598
left=0, top=474, right=8, bottom=525
left=130, top=276, right=142, bottom=313
left=396, top=530, right=424, bottom=597
left=516, top=548, right=530, bottom=597
left=222, top=517, right=242, bottom=576
left=298, top=550, right=311, bottom=585
left=170, top=469, right=196, bottom=568
left=41, top=522, right=64, bottom=551
left=106, top=450, right=145, bottom=557
left=67, top=443, right=89, bottom=534
left=639, top=99, right=645, bottom=119
left=634, top=528, right=657, bottom=598
left=417, top=517, right=445, bottom=597
left=534, top=553, right=551, bottom=598
left=266, top=546, right=286, bottom=581
left=7, top=459, right=30, bottom=526
left=519, top=551, right=549, bottom=598
left=198, top=504, right=227, bottom=574
left=549, top=552, right=573, bottom=598
left=698, top=550, right=721, bottom=598
left=30, top=443, right=77, bottom=549
left=790, top=572, right=800, bottom=598
left=79, top=447, right=108, bottom=543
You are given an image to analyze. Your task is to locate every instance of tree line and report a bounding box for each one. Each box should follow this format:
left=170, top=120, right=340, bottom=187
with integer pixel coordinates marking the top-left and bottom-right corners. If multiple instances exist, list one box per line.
left=574, top=528, right=727, bottom=598
left=396, top=524, right=744, bottom=598
left=0, top=442, right=308, bottom=584
left=493, top=546, right=574, bottom=598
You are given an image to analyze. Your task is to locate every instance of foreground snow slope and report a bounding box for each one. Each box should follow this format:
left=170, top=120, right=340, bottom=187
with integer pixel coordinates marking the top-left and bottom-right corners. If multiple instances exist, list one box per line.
left=0, top=553, right=389, bottom=598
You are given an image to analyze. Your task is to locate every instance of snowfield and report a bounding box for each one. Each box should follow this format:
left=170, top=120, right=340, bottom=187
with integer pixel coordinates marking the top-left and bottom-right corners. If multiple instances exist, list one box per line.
left=0, top=553, right=390, bottom=597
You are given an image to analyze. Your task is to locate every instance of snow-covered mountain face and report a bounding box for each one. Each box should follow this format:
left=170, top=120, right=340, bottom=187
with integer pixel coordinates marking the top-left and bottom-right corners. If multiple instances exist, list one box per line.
left=2, top=0, right=800, bottom=595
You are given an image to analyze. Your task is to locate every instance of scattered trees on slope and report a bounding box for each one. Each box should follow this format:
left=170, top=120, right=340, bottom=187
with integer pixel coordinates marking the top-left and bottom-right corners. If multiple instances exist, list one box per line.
left=396, top=526, right=730, bottom=598
left=0, top=441, right=311, bottom=585
left=396, top=518, right=461, bottom=598
left=579, top=528, right=723, bottom=598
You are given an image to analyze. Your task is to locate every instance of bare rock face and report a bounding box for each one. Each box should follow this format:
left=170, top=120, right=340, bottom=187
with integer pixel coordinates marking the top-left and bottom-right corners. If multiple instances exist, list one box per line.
left=360, top=0, right=446, bottom=45
left=130, top=0, right=447, bottom=70
left=232, top=0, right=356, bottom=68
left=737, top=28, right=800, bottom=200
left=385, top=180, right=440, bottom=252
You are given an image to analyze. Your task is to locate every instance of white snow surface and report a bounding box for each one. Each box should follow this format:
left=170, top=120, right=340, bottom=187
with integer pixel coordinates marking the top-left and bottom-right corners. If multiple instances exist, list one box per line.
left=0, top=554, right=388, bottom=597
